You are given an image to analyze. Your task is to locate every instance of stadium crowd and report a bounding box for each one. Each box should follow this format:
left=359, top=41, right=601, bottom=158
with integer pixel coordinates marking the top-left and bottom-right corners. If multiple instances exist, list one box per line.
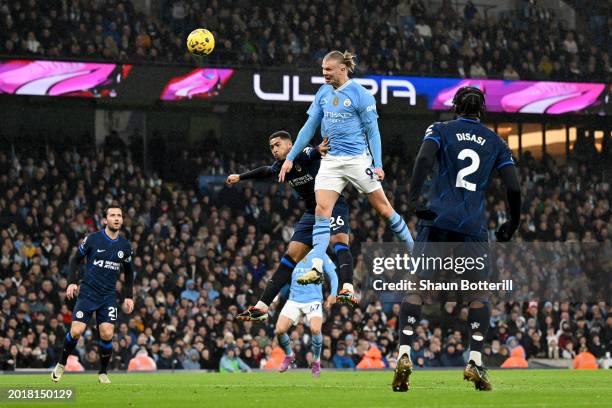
left=0, top=132, right=610, bottom=371
left=0, top=0, right=611, bottom=82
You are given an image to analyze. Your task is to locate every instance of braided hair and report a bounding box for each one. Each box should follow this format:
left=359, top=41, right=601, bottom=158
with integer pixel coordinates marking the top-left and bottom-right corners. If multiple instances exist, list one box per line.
left=452, top=86, right=486, bottom=118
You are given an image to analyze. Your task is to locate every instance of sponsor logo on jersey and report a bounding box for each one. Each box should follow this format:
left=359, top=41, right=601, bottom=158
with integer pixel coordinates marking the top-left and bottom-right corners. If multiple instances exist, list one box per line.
left=93, top=259, right=121, bottom=271
left=323, top=111, right=352, bottom=119
left=288, top=174, right=314, bottom=187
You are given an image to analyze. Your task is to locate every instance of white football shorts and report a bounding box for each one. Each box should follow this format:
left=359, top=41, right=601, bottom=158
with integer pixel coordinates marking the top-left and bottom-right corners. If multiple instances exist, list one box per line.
left=280, top=300, right=323, bottom=325
left=315, top=153, right=382, bottom=194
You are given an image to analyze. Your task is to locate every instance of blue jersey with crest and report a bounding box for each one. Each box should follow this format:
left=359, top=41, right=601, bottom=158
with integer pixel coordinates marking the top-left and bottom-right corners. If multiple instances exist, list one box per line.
left=307, top=80, right=378, bottom=159
left=77, top=230, right=132, bottom=301
left=423, top=117, right=515, bottom=239
left=289, top=255, right=338, bottom=304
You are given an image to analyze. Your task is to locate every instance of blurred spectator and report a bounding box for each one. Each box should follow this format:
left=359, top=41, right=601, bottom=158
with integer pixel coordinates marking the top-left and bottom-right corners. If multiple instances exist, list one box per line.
left=501, top=345, right=529, bottom=368
left=573, top=346, right=598, bottom=369
left=128, top=348, right=157, bottom=371
left=219, top=346, right=250, bottom=373
left=332, top=344, right=355, bottom=369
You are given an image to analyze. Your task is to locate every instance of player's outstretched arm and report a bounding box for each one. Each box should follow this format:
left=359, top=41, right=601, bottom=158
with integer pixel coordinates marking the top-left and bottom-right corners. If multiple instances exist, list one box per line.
left=496, top=166, right=521, bottom=242
left=287, top=115, right=321, bottom=162
left=66, top=250, right=85, bottom=299
left=407, top=139, right=439, bottom=216
left=279, top=115, right=321, bottom=181
left=227, top=166, right=275, bottom=184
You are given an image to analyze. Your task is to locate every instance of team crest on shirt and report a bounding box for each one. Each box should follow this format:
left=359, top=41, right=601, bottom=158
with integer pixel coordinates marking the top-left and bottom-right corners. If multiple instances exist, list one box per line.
left=118, top=251, right=124, bottom=259
left=294, top=164, right=301, bottom=172
left=343, top=98, right=351, bottom=107
left=333, top=96, right=339, bottom=106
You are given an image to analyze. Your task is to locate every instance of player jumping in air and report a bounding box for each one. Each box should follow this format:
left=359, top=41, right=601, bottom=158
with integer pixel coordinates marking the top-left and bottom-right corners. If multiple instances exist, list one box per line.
left=276, top=254, right=337, bottom=377
left=229, top=131, right=353, bottom=323
left=278, top=50, right=414, bottom=301
left=51, top=206, right=134, bottom=384
left=392, top=87, right=521, bottom=392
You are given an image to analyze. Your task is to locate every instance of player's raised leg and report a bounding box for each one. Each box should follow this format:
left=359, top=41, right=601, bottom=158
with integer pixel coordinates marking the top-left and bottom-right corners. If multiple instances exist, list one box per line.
left=52, top=320, right=86, bottom=382
left=237, top=241, right=310, bottom=321
left=463, top=299, right=492, bottom=391
left=276, top=310, right=297, bottom=372
left=367, top=188, right=414, bottom=254
left=297, top=189, right=339, bottom=285
left=97, top=322, right=115, bottom=384
left=392, top=295, right=421, bottom=392
left=329, top=235, right=356, bottom=306
left=328, top=193, right=355, bottom=305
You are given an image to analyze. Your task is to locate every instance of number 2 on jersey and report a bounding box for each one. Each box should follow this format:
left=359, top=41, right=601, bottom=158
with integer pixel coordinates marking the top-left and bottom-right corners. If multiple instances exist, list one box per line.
left=455, top=148, right=480, bottom=192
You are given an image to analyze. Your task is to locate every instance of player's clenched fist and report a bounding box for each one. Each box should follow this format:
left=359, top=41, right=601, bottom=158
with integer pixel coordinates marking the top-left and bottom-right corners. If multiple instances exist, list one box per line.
left=317, top=137, right=330, bottom=156
left=324, top=295, right=336, bottom=310
left=122, top=298, right=134, bottom=314
left=66, top=284, right=78, bottom=300
left=373, top=167, right=385, bottom=182
left=278, top=160, right=293, bottom=182
left=226, top=174, right=240, bottom=184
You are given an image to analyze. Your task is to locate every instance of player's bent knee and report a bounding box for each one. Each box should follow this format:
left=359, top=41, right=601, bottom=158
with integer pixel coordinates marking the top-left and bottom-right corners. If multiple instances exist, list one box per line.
left=315, top=205, right=333, bottom=218
left=70, top=322, right=86, bottom=338
left=99, top=324, right=115, bottom=340
left=329, top=233, right=349, bottom=245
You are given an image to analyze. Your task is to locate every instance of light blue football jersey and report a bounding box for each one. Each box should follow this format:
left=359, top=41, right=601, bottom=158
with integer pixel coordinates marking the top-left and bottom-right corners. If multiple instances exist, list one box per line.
left=289, top=254, right=338, bottom=304
left=307, top=80, right=379, bottom=158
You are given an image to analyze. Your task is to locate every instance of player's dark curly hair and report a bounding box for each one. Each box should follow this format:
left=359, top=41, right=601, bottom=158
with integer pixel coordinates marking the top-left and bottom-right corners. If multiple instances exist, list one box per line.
left=452, top=86, right=486, bottom=118
left=103, top=205, right=123, bottom=217
left=268, top=130, right=292, bottom=141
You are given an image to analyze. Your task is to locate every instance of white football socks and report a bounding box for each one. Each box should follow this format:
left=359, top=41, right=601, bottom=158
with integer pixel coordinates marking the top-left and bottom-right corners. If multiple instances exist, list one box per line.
left=399, top=345, right=412, bottom=361
left=469, top=351, right=482, bottom=366
left=342, top=283, right=354, bottom=292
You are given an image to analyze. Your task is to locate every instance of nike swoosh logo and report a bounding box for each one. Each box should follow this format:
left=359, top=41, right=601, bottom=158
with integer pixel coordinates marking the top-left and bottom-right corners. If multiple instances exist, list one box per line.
left=339, top=264, right=349, bottom=269
left=97, top=249, right=106, bottom=253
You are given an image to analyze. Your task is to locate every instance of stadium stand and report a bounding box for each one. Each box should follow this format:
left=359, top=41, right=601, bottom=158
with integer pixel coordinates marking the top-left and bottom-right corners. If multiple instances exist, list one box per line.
left=0, top=0, right=610, bottom=81
left=0, top=138, right=609, bottom=371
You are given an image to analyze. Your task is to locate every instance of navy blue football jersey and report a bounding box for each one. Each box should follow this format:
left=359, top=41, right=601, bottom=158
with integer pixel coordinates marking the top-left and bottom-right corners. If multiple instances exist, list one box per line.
left=77, top=230, right=132, bottom=300
left=271, top=147, right=321, bottom=211
left=423, top=117, right=514, bottom=238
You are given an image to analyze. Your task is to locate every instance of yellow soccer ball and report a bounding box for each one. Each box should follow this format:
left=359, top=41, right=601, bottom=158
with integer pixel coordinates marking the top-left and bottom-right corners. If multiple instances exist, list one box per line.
left=186, top=28, right=215, bottom=56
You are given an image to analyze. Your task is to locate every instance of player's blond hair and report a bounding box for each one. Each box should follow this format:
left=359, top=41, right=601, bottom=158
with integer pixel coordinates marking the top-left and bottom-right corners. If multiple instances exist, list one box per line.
left=323, top=50, right=356, bottom=74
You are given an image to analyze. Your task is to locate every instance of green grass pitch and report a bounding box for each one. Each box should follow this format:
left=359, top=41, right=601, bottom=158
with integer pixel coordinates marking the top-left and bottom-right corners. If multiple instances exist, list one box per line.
left=1, top=369, right=610, bottom=408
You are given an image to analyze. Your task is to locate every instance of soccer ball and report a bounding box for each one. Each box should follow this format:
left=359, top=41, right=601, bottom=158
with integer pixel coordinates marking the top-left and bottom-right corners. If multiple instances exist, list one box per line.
left=186, top=29, right=215, bottom=56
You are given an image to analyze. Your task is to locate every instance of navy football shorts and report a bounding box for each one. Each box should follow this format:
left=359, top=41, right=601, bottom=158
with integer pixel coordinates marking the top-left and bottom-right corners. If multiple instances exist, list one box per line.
left=291, top=196, right=349, bottom=246
left=72, top=294, right=118, bottom=325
